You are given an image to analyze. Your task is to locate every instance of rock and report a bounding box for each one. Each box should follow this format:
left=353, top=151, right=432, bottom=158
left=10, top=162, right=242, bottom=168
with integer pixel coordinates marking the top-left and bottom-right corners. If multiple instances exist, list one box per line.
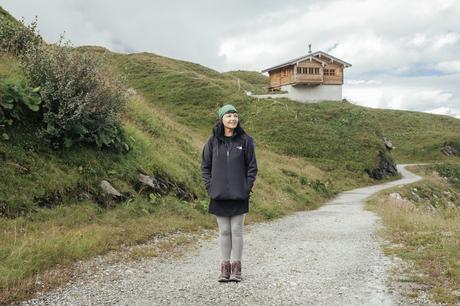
left=389, top=192, right=402, bottom=200
left=100, top=180, right=122, bottom=197
left=138, top=174, right=158, bottom=189
left=441, top=143, right=460, bottom=156
left=78, top=192, right=92, bottom=201
left=383, top=137, right=393, bottom=150
left=137, top=174, right=170, bottom=194
left=365, top=150, right=398, bottom=180
left=137, top=173, right=196, bottom=201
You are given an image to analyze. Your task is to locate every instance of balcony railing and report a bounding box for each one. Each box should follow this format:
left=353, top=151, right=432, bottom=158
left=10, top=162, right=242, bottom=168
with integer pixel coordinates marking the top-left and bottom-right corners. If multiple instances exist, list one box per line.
left=294, top=74, right=323, bottom=84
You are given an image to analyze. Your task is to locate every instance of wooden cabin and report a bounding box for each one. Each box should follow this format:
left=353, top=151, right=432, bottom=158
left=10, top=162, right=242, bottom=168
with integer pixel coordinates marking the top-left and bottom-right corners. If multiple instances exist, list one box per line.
left=261, top=49, right=351, bottom=102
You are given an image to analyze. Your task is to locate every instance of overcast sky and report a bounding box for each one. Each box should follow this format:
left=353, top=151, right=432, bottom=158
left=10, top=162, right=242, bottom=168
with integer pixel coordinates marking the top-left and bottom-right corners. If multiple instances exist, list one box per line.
left=3, top=0, right=460, bottom=119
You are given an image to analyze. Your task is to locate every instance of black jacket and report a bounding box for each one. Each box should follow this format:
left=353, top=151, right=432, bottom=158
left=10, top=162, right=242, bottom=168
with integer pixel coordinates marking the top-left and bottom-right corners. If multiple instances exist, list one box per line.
left=201, top=133, right=258, bottom=200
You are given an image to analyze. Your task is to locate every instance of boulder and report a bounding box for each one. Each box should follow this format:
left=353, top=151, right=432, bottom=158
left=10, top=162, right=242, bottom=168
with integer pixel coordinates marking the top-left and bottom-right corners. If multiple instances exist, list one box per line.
left=383, top=137, right=393, bottom=150
left=100, top=180, right=122, bottom=197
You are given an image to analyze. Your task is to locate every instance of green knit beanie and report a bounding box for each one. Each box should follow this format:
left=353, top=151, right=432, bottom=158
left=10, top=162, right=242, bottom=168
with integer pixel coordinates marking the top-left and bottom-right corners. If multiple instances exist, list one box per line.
left=217, top=104, right=237, bottom=120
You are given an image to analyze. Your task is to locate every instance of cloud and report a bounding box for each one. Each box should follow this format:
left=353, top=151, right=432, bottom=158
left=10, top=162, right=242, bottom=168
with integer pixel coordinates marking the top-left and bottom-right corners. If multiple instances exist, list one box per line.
left=435, top=60, right=460, bottom=74
left=424, top=107, right=460, bottom=119
left=344, top=76, right=460, bottom=118
left=217, top=0, right=460, bottom=74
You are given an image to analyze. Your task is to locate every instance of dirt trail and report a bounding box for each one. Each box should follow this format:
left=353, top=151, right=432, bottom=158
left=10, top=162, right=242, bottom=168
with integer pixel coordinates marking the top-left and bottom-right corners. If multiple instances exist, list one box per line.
left=21, top=164, right=424, bottom=306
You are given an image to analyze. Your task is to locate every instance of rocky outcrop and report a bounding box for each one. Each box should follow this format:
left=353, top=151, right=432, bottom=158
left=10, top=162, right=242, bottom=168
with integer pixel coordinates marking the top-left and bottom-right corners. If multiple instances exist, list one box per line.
left=441, top=141, right=460, bottom=156
left=365, top=137, right=398, bottom=180
left=365, top=150, right=398, bottom=180
left=95, top=171, right=196, bottom=208
left=136, top=172, right=196, bottom=202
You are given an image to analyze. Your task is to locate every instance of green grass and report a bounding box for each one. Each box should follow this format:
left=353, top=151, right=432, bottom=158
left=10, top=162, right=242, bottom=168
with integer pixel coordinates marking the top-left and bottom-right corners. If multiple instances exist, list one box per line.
left=368, top=109, right=460, bottom=163
left=223, top=70, right=268, bottom=94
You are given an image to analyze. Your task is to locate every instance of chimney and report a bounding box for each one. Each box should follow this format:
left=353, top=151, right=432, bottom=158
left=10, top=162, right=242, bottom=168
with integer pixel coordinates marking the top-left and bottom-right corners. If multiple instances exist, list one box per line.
left=308, top=44, right=312, bottom=54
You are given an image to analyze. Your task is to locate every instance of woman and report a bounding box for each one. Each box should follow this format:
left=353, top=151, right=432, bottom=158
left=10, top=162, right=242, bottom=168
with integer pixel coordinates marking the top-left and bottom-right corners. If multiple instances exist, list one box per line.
left=201, top=104, right=258, bottom=282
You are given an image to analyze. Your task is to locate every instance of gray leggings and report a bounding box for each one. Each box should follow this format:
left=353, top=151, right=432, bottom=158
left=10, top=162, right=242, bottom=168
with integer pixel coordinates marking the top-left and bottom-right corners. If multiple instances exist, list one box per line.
left=216, top=214, right=246, bottom=261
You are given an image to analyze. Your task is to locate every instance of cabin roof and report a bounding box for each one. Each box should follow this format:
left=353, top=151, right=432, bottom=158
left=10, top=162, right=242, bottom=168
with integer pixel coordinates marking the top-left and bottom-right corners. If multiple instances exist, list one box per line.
left=261, top=51, right=352, bottom=73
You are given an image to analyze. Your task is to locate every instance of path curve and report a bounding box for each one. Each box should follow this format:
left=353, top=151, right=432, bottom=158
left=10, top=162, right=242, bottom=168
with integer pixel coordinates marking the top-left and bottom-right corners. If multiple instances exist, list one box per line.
left=21, top=164, right=425, bottom=306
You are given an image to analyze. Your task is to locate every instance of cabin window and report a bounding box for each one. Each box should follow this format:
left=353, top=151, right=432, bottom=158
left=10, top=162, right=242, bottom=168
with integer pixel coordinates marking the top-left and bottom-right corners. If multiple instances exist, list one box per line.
left=297, top=67, right=320, bottom=74
left=297, top=67, right=320, bottom=75
left=324, top=69, right=336, bottom=76
left=330, top=69, right=335, bottom=76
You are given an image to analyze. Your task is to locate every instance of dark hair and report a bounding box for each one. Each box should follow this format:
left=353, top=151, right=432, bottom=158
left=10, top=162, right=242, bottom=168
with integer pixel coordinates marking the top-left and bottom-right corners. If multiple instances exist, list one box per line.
left=212, top=121, right=246, bottom=141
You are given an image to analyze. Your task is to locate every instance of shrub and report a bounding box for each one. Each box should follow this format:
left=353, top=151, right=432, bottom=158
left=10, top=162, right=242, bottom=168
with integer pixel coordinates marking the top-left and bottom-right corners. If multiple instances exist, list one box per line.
left=1, top=16, right=127, bottom=150
left=20, top=39, right=128, bottom=149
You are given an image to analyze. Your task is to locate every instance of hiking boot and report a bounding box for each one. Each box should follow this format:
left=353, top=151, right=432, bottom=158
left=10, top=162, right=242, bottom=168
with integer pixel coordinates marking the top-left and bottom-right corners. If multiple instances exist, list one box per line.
left=218, top=260, right=231, bottom=282
left=229, top=260, right=242, bottom=282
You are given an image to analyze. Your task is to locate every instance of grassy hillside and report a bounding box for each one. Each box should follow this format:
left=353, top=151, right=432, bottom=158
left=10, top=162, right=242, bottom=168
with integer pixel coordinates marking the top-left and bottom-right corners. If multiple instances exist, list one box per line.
left=368, top=109, right=460, bottom=163
left=223, top=70, right=268, bottom=94
left=104, top=51, right=395, bottom=182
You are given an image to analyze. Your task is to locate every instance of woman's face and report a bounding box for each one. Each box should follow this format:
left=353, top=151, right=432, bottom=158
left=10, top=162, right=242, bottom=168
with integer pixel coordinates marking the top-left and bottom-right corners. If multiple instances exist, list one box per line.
left=222, top=112, right=239, bottom=130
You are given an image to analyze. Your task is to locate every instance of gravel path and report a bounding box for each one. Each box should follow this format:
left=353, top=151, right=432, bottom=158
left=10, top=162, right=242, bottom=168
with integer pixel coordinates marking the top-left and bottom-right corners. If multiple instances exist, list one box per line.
left=20, top=164, right=425, bottom=306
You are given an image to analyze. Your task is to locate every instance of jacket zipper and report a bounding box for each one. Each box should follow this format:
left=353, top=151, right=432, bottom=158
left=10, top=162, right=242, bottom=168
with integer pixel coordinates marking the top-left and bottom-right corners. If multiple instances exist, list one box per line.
left=226, top=148, right=230, bottom=190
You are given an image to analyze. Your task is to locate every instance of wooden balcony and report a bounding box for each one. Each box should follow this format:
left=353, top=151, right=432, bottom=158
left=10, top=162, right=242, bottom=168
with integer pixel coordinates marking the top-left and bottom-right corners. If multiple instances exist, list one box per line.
left=293, top=74, right=323, bottom=85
